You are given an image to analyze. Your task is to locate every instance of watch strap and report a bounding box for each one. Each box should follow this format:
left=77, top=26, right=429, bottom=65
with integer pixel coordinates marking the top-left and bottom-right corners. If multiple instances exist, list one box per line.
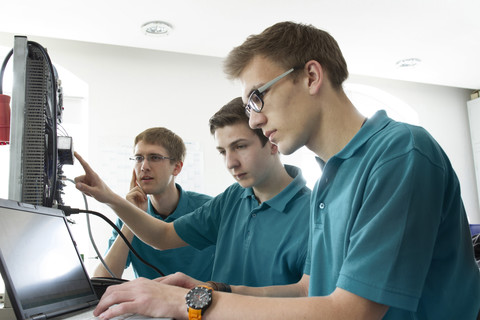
left=188, top=307, right=203, bottom=320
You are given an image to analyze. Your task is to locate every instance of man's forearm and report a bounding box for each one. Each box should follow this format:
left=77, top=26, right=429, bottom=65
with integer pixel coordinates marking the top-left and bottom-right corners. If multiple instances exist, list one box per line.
left=231, top=274, right=309, bottom=297
left=105, top=195, right=188, bottom=250
left=93, top=226, right=134, bottom=278
left=93, top=258, right=124, bottom=279
left=205, top=286, right=388, bottom=320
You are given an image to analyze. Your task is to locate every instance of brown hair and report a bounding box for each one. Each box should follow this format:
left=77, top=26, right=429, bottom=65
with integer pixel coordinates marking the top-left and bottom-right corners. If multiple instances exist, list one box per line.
left=209, top=97, right=269, bottom=146
left=134, top=127, right=186, bottom=163
left=224, top=21, right=348, bottom=89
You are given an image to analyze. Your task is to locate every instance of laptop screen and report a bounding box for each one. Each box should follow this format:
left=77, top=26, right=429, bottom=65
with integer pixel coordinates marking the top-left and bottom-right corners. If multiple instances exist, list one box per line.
left=0, top=199, right=98, bottom=318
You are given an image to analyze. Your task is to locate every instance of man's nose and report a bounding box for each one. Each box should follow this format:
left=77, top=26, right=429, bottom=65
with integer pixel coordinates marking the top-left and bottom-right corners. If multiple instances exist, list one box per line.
left=225, top=151, right=239, bottom=170
left=248, top=111, right=264, bottom=130
left=141, top=159, right=150, bottom=170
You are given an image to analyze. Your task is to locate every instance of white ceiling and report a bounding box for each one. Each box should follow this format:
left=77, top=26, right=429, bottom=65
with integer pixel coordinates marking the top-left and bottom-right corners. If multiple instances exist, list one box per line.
left=1, top=0, right=479, bottom=90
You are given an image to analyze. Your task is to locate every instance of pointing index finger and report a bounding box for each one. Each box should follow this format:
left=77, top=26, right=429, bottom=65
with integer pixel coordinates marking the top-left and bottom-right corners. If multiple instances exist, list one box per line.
left=74, top=152, right=94, bottom=173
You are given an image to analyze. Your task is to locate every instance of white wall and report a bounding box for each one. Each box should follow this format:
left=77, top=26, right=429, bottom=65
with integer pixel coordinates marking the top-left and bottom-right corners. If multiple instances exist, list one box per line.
left=1, top=32, right=479, bottom=276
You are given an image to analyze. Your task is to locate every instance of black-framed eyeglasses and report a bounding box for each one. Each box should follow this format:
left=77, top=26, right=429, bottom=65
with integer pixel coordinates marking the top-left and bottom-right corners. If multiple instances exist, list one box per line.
left=129, top=154, right=175, bottom=164
left=245, top=67, right=299, bottom=116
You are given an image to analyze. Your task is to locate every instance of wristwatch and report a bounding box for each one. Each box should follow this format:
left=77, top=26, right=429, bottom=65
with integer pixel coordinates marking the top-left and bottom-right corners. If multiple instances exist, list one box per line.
left=185, top=285, right=214, bottom=320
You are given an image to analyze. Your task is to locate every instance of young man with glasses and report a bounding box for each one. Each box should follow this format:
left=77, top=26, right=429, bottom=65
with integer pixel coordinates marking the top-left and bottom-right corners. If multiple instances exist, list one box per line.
left=93, top=127, right=215, bottom=281
left=89, top=21, right=480, bottom=320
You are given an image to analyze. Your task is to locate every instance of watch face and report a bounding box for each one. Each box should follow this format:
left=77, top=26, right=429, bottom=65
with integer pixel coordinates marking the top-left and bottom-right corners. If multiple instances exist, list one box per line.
left=186, top=286, right=212, bottom=309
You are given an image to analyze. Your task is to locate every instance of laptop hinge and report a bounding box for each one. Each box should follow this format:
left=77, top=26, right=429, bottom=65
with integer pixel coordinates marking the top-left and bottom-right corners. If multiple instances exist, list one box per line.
left=30, top=314, right=47, bottom=320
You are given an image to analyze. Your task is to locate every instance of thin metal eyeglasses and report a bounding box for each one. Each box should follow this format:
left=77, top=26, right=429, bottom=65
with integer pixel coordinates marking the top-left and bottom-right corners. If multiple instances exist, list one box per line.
left=129, top=154, right=175, bottom=164
left=245, top=67, right=299, bottom=116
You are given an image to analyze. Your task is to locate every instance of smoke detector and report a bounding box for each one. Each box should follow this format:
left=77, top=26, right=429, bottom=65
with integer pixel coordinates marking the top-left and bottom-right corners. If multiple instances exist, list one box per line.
left=396, top=58, right=421, bottom=68
left=141, top=21, right=173, bottom=36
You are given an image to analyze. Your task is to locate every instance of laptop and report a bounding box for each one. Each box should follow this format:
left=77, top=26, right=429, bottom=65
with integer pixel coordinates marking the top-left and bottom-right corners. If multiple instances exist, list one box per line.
left=0, top=198, right=173, bottom=320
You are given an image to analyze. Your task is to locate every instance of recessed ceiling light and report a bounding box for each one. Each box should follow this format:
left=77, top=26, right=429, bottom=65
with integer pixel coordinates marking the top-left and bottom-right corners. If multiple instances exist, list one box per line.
left=141, top=21, right=173, bottom=36
left=396, top=58, right=421, bottom=68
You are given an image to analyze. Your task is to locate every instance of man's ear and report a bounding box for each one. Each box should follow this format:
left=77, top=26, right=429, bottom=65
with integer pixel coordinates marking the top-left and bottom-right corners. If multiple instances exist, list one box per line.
left=270, top=142, right=279, bottom=155
left=305, top=60, right=323, bottom=95
left=172, top=161, right=183, bottom=176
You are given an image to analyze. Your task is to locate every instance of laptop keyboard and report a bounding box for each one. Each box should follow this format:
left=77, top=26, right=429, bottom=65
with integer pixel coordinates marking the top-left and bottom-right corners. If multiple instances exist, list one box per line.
left=58, top=308, right=171, bottom=319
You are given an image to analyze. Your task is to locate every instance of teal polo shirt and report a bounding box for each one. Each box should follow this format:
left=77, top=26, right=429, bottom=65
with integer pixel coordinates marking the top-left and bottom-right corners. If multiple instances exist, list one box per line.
left=108, top=184, right=215, bottom=281
left=174, top=165, right=311, bottom=286
left=305, top=110, right=480, bottom=318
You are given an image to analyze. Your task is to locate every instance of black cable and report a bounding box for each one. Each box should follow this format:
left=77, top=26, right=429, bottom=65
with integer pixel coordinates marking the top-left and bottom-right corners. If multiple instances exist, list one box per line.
left=0, top=48, right=13, bottom=94
left=58, top=205, right=165, bottom=277
left=61, top=177, right=117, bottom=278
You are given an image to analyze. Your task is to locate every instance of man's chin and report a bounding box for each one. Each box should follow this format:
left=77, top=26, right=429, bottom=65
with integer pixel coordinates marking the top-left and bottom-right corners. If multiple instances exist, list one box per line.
left=139, top=185, right=154, bottom=194
left=277, top=142, right=301, bottom=156
left=237, top=179, right=254, bottom=189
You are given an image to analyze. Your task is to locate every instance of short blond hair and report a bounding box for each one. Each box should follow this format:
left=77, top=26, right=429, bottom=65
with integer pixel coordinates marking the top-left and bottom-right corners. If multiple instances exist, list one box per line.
left=134, top=127, right=186, bottom=163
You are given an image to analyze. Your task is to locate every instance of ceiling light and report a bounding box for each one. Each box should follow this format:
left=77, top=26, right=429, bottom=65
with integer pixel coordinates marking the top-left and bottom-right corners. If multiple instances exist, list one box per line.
left=141, top=21, right=172, bottom=36
left=396, top=58, right=421, bottom=68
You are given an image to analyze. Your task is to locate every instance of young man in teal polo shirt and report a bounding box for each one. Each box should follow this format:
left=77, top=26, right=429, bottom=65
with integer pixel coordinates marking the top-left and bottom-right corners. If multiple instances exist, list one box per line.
left=76, top=97, right=310, bottom=288
left=90, top=22, right=480, bottom=320
left=174, top=97, right=310, bottom=286
left=93, top=127, right=215, bottom=281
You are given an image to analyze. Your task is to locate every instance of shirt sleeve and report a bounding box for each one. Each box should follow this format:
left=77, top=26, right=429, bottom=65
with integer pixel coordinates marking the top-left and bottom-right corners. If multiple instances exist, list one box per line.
left=174, top=195, right=223, bottom=250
